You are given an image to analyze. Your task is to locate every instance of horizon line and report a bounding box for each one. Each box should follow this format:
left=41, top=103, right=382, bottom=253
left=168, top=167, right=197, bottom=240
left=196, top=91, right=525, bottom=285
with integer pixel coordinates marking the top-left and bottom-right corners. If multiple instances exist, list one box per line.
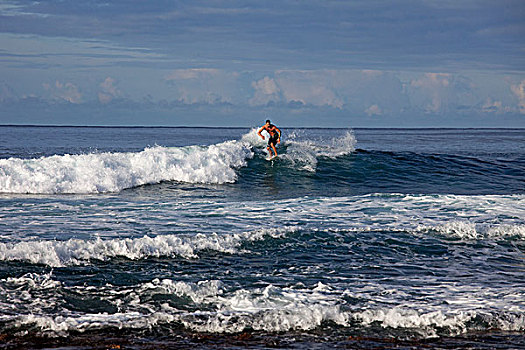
left=1, top=124, right=524, bottom=130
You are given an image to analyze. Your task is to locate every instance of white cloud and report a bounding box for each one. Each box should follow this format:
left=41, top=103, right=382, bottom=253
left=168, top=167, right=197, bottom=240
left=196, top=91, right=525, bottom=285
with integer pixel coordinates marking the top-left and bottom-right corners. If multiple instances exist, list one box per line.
left=164, top=68, right=240, bottom=105
left=250, top=76, right=280, bottom=106
left=98, top=77, right=122, bottom=104
left=510, top=80, right=525, bottom=114
left=365, top=104, right=382, bottom=116
left=165, top=68, right=220, bottom=81
left=408, top=73, right=453, bottom=113
left=254, top=76, right=279, bottom=95
left=246, top=69, right=409, bottom=112
left=0, top=2, right=49, bottom=18
left=0, top=82, right=17, bottom=102
left=361, top=69, right=383, bottom=78
left=43, top=80, right=82, bottom=104
left=481, top=97, right=505, bottom=113
left=275, top=70, right=344, bottom=109
left=411, top=73, right=450, bottom=88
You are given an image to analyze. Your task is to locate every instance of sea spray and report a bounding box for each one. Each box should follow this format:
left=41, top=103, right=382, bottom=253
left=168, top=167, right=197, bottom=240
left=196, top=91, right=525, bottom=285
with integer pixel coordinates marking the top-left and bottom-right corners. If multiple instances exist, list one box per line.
left=281, top=130, right=356, bottom=171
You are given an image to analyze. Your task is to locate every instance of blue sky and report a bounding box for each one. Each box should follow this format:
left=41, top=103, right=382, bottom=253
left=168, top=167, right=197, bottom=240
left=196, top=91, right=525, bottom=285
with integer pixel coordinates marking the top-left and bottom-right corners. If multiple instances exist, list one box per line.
left=1, top=0, right=524, bottom=127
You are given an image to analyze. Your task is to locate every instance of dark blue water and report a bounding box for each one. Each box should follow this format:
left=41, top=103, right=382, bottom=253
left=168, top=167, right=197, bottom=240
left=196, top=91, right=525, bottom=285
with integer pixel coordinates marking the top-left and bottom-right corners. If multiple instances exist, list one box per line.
left=0, top=127, right=524, bottom=349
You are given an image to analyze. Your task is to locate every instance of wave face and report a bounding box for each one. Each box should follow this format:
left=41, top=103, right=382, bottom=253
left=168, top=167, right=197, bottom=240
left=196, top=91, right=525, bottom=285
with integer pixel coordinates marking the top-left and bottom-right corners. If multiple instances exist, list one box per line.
left=1, top=127, right=524, bottom=348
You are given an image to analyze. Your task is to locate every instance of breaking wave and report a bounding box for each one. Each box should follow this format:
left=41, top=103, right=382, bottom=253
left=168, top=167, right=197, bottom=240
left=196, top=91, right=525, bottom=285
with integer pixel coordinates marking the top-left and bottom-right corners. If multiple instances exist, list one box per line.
left=1, top=274, right=523, bottom=338
left=0, top=141, right=252, bottom=194
left=0, top=226, right=296, bottom=267
left=0, top=129, right=355, bottom=194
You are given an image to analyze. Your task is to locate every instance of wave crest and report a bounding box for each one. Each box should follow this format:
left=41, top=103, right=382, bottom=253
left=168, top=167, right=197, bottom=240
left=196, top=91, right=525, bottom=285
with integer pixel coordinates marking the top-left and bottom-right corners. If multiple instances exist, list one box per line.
left=0, top=226, right=296, bottom=267
left=0, top=140, right=253, bottom=194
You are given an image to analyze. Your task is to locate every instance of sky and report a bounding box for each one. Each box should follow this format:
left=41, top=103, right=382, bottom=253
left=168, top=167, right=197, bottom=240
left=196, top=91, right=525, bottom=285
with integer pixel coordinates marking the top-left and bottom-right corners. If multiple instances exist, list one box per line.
left=1, top=0, right=524, bottom=127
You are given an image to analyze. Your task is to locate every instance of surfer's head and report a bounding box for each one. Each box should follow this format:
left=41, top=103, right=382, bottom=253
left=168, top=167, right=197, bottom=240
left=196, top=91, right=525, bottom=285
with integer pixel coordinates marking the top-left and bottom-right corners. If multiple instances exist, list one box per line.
left=265, top=119, right=271, bottom=125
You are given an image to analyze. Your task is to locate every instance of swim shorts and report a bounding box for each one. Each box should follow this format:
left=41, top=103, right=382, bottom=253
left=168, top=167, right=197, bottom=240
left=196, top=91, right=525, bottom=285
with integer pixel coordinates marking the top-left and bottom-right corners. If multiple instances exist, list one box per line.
left=268, top=133, right=279, bottom=146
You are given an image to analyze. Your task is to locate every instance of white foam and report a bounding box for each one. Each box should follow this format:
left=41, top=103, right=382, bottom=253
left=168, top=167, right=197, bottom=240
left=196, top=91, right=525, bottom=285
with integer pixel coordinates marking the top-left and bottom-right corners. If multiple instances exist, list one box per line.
left=241, top=127, right=269, bottom=148
left=281, top=131, right=356, bottom=171
left=138, top=279, right=223, bottom=304
left=352, top=307, right=525, bottom=337
left=4, top=271, right=60, bottom=290
left=4, top=278, right=523, bottom=337
left=353, top=308, right=474, bottom=337
left=418, top=221, right=525, bottom=240
left=14, top=312, right=149, bottom=336
left=185, top=284, right=349, bottom=333
left=7, top=304, right=523, bottom=338
left=0, top=226, right=297, bottom=267
left=0, top=140, right=253, bottom=194
left=275, top=193, right=525, bottom=241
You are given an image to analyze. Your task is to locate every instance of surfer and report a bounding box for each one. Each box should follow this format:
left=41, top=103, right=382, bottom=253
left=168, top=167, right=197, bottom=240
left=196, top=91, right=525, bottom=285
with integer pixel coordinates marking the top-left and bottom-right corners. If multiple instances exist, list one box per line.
left=258, top=119, right=281, bottom=158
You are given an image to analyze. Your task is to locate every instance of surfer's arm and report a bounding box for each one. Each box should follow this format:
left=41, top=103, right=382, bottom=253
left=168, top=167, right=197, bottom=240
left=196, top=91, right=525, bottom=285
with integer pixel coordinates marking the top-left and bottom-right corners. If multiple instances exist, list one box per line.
left=257, top=126, right=266, bottom=140
left=275, top=127, right=282, bottom=142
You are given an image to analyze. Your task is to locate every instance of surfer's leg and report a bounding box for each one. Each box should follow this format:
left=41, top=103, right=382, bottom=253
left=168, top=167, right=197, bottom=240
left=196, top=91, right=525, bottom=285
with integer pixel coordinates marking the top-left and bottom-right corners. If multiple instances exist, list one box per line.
left=270, top=143, right=278, bottom=156
left=267, top=146, right=274, bottom=156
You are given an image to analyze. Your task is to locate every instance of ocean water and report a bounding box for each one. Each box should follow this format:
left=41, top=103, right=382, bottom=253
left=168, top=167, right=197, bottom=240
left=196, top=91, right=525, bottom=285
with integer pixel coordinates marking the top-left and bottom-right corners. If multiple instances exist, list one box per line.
left=0, top=126, right=524, bottom=349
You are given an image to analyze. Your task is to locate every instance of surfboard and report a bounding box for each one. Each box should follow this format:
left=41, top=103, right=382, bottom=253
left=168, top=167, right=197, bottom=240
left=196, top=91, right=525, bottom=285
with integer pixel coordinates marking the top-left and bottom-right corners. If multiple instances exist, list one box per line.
left=266, top=155, right=277, bottom=161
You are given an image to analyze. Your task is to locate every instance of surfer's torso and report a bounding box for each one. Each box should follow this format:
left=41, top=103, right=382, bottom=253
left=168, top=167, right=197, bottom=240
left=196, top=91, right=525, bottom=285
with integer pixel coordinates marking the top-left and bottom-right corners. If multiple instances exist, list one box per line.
left=263, top=124, right=279, bottom=137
